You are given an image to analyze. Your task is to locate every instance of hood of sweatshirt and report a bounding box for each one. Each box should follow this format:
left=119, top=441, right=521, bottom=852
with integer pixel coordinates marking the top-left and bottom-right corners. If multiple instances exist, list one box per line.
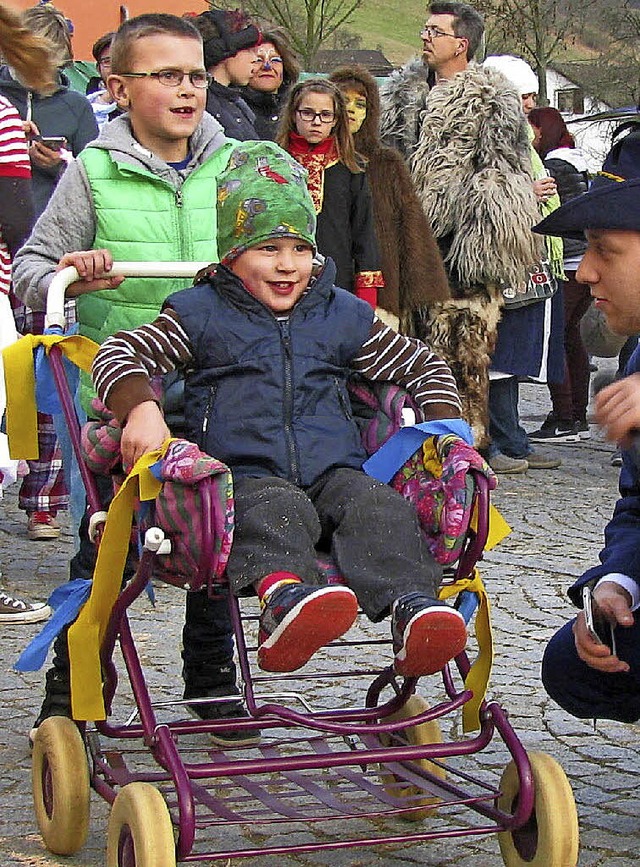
left=83, top=111, right=229, bottom=184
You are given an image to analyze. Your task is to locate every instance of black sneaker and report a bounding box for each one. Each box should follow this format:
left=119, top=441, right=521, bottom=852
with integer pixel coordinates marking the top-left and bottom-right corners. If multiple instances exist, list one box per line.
left=258, top=583, right=358, bottom=672
left=528, top=413, right=579, bottom=443
left=184, top=685, right=261, bottom=747
left=573, top=419, right=591, bottom=440
left=391, top=592, right=467, bottom=678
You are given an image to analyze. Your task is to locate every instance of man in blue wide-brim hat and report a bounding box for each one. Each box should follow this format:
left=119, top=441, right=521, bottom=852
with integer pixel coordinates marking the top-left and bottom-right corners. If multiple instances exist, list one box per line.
left=540, top=125, right=640, bottom=723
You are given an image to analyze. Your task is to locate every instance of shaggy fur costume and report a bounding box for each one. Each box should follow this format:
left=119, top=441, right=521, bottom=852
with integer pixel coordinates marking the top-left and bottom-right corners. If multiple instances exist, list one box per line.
left=380, top=61, right=543, bottom=446
left=330, top=65, right=450, bottom=327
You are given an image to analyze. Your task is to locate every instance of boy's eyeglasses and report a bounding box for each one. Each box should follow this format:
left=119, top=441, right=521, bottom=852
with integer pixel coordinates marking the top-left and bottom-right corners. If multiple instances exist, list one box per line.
left=119, top=69, right=211, bottom=88
left=420, top=25, right=457, bottom=39
left=296, top=108, right=335, bottom=123
left=97, top=57, right=111, bottom=68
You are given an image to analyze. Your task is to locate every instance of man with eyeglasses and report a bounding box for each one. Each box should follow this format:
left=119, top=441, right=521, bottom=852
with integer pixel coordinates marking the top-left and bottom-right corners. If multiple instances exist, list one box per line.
left=191, top=7, right=261, bottom=141
left=379, top=2, right=540, bottom=451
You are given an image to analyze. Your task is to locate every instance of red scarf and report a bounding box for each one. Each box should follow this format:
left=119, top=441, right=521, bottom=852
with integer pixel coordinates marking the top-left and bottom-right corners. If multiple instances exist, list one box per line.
left=287, top=131, right=339, bottom=213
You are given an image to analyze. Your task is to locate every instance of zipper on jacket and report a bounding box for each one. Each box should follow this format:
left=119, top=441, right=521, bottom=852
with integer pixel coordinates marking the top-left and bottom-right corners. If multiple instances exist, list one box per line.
left=201, top=384, right=217, bottom=435
left=175, top=188, right=183, bottom=208
left=279, top=319, right=300, bottom=484
left=334, top=376, right=353, bottom=421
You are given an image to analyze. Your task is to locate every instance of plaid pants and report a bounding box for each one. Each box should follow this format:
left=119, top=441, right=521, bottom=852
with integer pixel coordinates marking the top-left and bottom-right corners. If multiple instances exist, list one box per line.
left=10, top=294, right=69, bottom=514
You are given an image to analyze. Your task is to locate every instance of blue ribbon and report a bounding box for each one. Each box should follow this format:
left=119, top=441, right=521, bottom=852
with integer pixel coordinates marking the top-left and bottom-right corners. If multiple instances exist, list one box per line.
left=34, top=325, right=80, bottom=415
left=15, top=578, right=92, bottom=671
left=363, top=418, right=473, bottom=483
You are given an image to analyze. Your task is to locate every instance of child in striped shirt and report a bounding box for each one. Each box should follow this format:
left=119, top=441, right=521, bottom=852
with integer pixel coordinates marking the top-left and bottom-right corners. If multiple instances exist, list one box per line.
left=93, top=140, right=468, bottom=676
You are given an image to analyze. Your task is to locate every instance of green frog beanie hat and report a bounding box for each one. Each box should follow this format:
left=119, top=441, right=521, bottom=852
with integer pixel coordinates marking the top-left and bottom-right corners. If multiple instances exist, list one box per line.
left=216, top=140, right=317, bottom=264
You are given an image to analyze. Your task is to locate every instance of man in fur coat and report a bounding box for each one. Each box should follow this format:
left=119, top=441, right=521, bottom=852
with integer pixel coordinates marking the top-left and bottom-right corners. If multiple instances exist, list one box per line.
left=379, top=2, right=541, bottom=446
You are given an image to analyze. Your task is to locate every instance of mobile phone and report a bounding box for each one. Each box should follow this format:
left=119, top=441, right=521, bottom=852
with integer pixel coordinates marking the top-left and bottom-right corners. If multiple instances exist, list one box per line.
left=33, top=135, right=66, bottom=151
left=582, top=586, right=617, bottom=655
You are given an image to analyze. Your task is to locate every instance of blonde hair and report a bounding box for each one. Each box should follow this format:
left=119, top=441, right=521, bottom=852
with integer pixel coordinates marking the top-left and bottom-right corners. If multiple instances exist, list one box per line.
left=0, top=3, right=57, bottom=93
left=23, top=3, right=73, bottom=67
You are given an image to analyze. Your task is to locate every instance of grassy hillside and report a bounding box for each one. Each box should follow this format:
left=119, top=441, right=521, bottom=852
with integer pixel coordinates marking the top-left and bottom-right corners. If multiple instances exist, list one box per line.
left=344, top=0, right=425, bottom=65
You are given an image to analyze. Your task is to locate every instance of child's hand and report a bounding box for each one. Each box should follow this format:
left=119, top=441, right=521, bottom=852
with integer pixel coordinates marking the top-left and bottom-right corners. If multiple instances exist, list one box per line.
left=121, top=401, right=171, bottom=472
left=56, top=249, right=125, bottom=296
left=595, top=373, right=640, bottom=448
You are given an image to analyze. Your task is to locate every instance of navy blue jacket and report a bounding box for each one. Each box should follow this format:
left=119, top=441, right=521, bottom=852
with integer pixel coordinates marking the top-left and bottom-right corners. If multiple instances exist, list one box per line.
left=168, top=260, right=373, bottom=487
left=569, top=344, right=640, bottom=606
left=204, top=80, right=257, bottom=141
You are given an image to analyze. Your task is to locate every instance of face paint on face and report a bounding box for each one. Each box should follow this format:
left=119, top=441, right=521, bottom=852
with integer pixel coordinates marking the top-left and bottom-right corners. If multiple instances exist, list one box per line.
left=343, top=89, right=367, bottom=133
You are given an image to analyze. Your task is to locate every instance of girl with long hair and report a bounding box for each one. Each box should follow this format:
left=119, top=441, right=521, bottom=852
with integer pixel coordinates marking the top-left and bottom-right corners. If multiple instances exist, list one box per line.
left=277, top=78, right=383, bottom=305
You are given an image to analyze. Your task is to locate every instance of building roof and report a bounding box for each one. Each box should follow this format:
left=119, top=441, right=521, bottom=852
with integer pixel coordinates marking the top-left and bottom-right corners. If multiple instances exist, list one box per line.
left=312, top=49, right=394, bottom=77
left=551, top=60, right=639, bottom=110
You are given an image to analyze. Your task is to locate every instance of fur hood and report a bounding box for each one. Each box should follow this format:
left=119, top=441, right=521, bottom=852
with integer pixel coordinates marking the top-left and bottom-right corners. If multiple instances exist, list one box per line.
left=410, top=63, right=542, bottom=290
left=329, top=64, right=381, bottom=159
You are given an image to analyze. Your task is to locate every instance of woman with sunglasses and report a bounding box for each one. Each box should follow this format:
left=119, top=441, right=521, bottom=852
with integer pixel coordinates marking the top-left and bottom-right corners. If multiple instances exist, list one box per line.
left=277, top=79, right=383, bottom=305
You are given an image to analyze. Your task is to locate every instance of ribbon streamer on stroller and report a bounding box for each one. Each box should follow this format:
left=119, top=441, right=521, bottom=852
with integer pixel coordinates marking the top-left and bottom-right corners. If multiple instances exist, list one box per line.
left=2, top=332, right=98, bottom=459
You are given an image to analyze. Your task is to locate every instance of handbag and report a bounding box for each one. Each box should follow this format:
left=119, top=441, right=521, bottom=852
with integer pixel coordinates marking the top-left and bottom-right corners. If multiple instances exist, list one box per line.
left=501, top=261, right=558, bottom=309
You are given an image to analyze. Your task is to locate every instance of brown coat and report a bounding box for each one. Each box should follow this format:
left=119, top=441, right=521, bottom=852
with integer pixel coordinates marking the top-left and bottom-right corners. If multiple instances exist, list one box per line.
left=330, top=65, right=450, bottom=327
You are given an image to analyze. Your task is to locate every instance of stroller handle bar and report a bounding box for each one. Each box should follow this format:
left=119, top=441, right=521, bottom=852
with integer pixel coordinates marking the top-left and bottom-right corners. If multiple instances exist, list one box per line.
left=46, top=262, right=213, bottom=330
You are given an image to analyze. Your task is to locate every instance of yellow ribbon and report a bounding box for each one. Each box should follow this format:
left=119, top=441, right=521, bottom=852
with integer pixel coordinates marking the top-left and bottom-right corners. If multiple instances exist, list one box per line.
left=472, top=501, right=512, bottom=551
left=439, top=567, right=493, bottom=733
left=68, top=441, right=173, bottom=720
left=2, top=333, right=99, bottom=459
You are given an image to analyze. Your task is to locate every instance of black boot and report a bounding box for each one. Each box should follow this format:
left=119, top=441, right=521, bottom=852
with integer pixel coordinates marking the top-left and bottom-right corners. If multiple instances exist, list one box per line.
left=29, top=626, right=73, bottom=746
left=182, top=590, right=260, bottom=746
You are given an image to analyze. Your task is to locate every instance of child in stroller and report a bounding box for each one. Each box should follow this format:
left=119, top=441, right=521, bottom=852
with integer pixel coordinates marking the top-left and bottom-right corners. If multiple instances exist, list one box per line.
left=93, top=139, right=467, bottom=678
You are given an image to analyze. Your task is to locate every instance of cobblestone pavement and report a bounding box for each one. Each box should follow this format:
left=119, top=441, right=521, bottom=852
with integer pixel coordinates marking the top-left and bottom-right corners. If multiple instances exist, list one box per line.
left=1, top=372, right=639, bottom=866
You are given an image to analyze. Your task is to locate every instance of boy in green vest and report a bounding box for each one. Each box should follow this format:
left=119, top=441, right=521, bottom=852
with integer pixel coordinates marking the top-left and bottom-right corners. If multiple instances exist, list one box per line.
left=12, top=13, right=250, bottom=748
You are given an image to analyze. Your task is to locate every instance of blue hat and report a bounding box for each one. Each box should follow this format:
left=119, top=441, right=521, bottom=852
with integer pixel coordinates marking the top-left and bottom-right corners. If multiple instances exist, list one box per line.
left=534, top=126, right=640, bottom=239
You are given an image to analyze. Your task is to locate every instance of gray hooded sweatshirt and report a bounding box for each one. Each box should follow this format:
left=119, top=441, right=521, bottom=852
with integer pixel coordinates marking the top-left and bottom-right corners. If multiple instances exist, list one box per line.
left=13, top=112, right=231, bottom=310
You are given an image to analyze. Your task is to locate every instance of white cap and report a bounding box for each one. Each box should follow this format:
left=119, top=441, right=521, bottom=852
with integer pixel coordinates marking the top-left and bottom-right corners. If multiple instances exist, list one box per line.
left=483, top=55, right=538, bottom=95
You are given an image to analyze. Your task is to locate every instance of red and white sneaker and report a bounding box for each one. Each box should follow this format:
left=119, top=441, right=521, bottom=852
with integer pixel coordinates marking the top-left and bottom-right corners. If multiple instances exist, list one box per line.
left=27, top=511, right=60, bottom=541
left=392, top=592, right=467, bottom=678
left=258, top=583, right=358, bottom=672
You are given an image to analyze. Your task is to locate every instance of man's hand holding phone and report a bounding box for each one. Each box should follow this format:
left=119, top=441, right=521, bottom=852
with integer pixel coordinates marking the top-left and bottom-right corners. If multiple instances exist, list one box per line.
left=28, top=133, right=67, bottom=169
left=574, top=584, right=633, bottom=673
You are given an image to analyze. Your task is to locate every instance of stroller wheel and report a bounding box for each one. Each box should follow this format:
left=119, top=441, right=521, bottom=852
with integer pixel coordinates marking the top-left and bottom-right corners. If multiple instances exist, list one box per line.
left=32, top=716, right=90, bottom=855
left=378, top=694, right=446, bottom=821
left=498, top=751, right=578, bottom=867
left=107, top=782, right=176, bottom=867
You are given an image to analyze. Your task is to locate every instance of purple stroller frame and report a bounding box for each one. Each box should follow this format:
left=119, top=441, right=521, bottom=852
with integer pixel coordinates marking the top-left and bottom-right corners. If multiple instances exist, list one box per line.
left=36, top=265, right=556, bottom=865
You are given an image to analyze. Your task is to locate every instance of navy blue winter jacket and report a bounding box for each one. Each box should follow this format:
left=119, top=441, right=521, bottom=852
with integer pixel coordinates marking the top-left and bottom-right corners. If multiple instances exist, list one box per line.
left=167, top=259, right=373, bottom=487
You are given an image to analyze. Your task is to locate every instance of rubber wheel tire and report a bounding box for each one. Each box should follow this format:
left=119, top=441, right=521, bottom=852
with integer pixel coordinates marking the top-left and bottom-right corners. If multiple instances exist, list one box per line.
left=378, top=695, right=446, bottom=821
left=498, top=751, right=579, bottom=867
left=32, top=716, right=90, bottom=855
left=107, top=782, right=176, bottom=867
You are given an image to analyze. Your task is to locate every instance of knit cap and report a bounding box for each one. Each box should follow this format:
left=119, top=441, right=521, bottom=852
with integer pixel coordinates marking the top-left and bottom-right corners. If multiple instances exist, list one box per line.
left=216, top=141, right=317, bottom=263
left=483, top=55, right=539, bottom=95
left=194, top=8, right=262, bottom=69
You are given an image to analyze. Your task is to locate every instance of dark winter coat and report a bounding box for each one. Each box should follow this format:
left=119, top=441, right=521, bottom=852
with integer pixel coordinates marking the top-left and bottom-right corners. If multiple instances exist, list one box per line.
left=544, top=147, right=589, bottom=260
left=0, top=65, right=98, bottom=219
left=204, top=79, right=258, bottom=140
left=314, top=161, right=380, bottom=295
left=168, top=259, right=373, bottom=487
left=329, top=65, right=450, bottom=324
left=236, top=85, right=290, bottom=141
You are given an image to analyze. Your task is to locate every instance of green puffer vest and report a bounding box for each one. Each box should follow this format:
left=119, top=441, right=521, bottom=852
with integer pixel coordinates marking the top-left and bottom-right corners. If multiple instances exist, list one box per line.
left=76, top=143, right=233, bottom=410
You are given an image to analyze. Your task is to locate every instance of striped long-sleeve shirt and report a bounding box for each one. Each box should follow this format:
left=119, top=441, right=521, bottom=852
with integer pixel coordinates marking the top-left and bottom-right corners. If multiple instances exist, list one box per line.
left=94, top=308, right=461, bottom=425
left=0, top=96, right=32, bottom=296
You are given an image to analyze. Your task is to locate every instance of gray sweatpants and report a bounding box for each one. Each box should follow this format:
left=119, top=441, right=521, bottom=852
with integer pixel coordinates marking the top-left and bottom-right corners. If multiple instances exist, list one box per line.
left=226, top=467, right=442, bottom=622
